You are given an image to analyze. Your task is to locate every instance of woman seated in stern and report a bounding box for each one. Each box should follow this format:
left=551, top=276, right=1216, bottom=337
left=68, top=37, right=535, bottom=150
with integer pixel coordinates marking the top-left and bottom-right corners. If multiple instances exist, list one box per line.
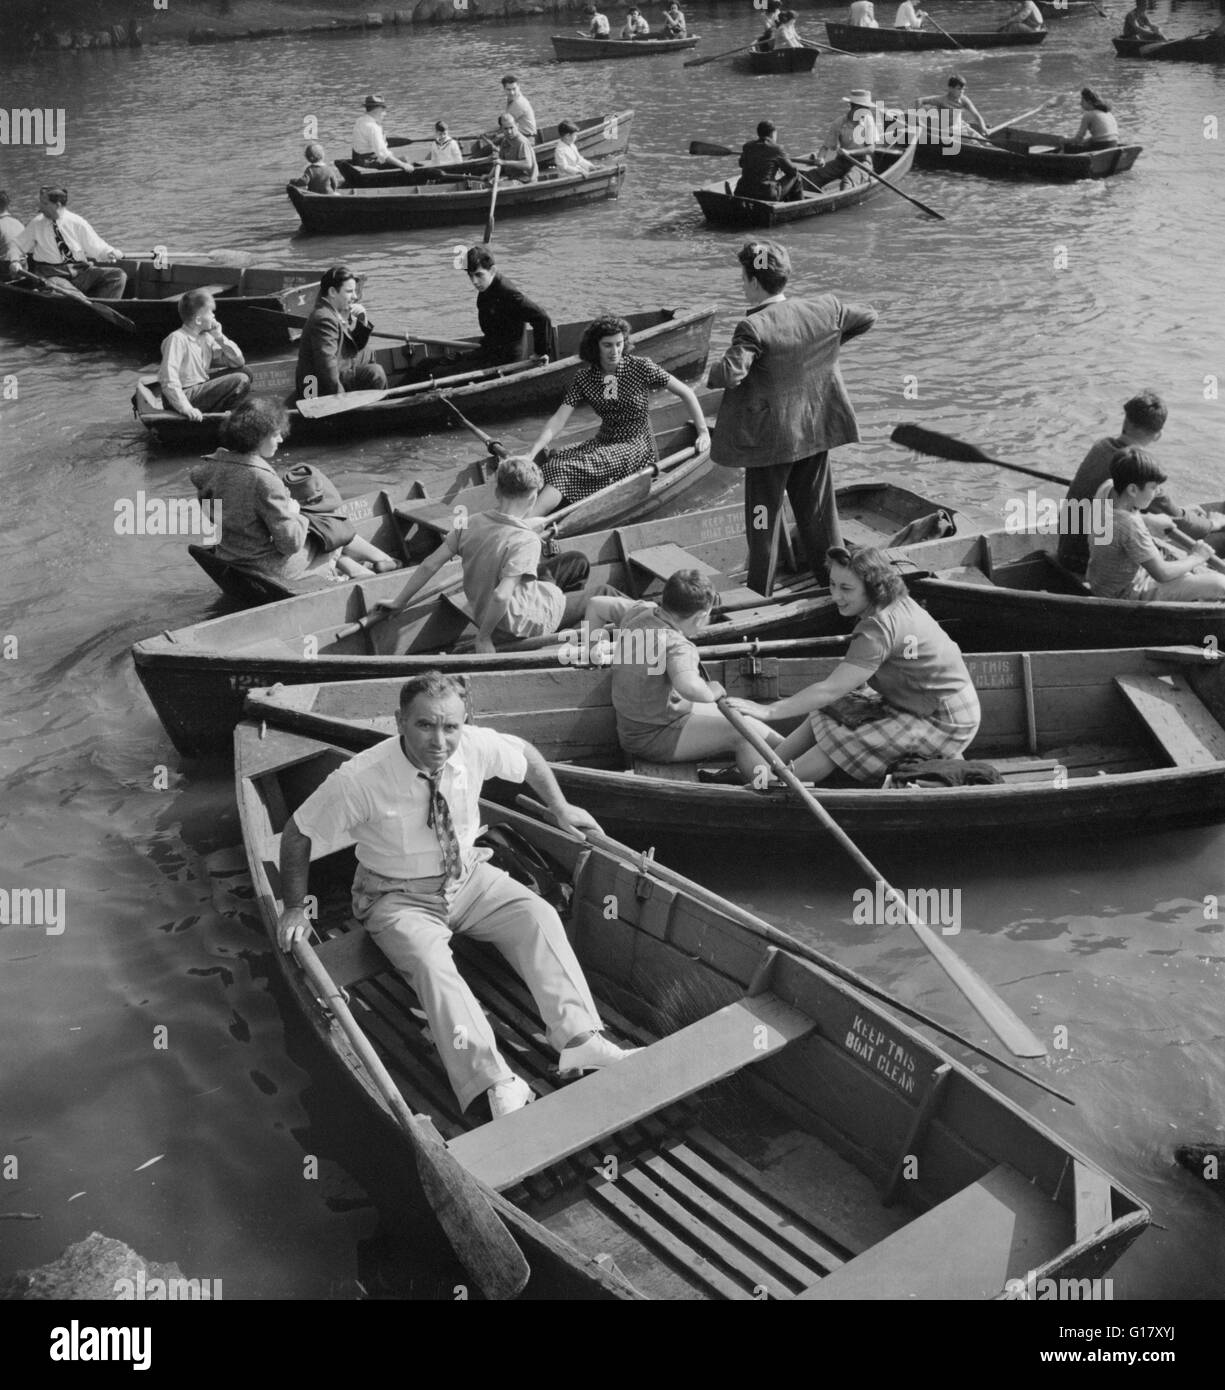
left=524, top=314, right=710, bottom=516
left=1066, top=88, right=1120, bottom=150
left=725, top=545, right=981, bottom=785
left=189, top=398, right=344, bottom=585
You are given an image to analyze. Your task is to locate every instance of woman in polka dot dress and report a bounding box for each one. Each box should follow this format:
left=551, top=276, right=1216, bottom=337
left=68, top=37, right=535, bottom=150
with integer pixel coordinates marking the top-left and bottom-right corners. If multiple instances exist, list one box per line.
left=525, top=314, right=711, bottom=514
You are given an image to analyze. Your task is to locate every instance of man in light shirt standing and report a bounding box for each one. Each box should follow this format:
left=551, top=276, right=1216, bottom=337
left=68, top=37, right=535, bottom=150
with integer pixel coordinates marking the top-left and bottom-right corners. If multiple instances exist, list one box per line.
left=158, top=289, right=252, bottom=421
left=277, top=671, right=638, bottom=1120
left=501, top=74, right=538, bottom=142
left=13, top=186, right=126, bottom=298
left=351, top=94, right=415, bottom=173
left=894, top=0, right=928, bottom=27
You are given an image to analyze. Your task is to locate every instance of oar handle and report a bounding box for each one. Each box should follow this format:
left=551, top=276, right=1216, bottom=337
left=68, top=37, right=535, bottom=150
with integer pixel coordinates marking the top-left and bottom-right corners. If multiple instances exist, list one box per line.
left=1165, top=527, right=1225, bottom=576
left=715, top=698, right=1048, bottom=1059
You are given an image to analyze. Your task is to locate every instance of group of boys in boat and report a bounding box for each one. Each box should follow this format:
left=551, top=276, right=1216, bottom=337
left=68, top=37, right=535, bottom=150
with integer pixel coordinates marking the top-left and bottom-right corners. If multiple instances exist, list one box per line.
left=844, top=0, right=1045, bottom=30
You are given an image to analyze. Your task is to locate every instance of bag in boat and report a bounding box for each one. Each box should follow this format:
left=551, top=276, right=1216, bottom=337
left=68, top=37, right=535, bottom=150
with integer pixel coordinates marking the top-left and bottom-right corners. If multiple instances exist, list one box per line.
left=282, top=463, right=357, bottom=552
left=887, top=758, right=1003, bottom=788
left=475, top=823, right=573, bottom=915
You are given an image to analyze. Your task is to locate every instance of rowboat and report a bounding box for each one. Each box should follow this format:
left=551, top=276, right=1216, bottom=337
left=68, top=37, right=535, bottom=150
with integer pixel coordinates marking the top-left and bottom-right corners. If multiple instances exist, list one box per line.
left=693, top=143, right=915, bottom=229
left=1113, top=32, right=1225, bottom=60
left=337, top=111, right=634, bottom=188
left=824, top=21, right=1048, bottom=50
left=188, top=393, right=721, bottom=605
left=287, top=165, right=626, bottom=233
left=913, top=125, right=1143, bottom=180
left=247, top=645, right=1225, bottom=842
left=237, top=720, right=1149, bottom=1298
left=0, top=258, right=326, bottom=348
left=904, top=527, right=1225, bottom=651
left=134, top=483, right=975, bottom=756
left=551, top=34, right=699, bottom=61
left=132, top=305, right=714, bottom=447
left=731, top=45, right=819, bottom=74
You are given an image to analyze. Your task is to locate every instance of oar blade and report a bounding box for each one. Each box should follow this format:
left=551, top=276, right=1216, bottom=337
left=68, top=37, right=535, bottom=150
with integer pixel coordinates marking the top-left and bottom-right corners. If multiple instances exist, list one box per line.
left=891, top=422, right=998, bottom=464
left=689, top=140, right=736, bottom=156
left=296, top=388, right=389, bottom=419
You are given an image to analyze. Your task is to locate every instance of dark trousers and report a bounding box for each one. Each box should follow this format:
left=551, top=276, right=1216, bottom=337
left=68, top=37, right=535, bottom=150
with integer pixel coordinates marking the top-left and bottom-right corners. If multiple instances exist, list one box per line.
left=539, top=551, right=590, bottom=592
left=744, top=453, right=843, bottom=596
left=184, top=370, right=252, bottom=413
left=339, top=360, right=387, bottom=390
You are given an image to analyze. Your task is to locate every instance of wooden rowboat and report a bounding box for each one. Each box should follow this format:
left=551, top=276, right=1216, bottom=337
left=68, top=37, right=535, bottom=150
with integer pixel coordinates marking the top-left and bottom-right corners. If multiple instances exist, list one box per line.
left=824, top=21, right=1048, bottom=51
left=693, top=143, right=915, bottom=228
left=287, top=165, right=626, bottom=233
left=188, top=394, right=720, bottom=605
left=0, top=258, right=325, bottom=348
left=731, top=45, right=819, bottom=74
left=337, top=111, right=633, bottom=188
left=913, top=126, right=1142, bottom=180
left=134, top=484, right=975, bottom=757
left=237, top=720, right=1149, bottom=1298
left=246, top=646, right=1225, bottom=843
left=1113, top=32, right=1225, bottom=60
left=132, top=305, right=714, bottom=447
left=551, top=34, right=699, bottom=61
left=905, top=528, right=1225, bottom=652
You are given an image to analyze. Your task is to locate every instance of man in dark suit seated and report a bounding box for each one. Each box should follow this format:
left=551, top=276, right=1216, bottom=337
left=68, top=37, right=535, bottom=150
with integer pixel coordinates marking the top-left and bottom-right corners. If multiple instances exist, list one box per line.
left=294, top=263, right=387, bottom=399
left=708, top=240, right=877, bottom=597
left=734, top=120, right=804, bottom=203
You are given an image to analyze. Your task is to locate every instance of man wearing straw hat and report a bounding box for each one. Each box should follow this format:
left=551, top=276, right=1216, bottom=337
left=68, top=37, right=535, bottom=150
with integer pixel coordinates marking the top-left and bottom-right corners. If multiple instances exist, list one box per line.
left=807, top=89, right=880, bottom=189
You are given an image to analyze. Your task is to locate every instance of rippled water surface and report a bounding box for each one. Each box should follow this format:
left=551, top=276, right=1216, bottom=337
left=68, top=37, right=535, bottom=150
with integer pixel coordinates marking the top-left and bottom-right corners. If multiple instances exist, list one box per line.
left=1, top=4, right=1223, bottom=1299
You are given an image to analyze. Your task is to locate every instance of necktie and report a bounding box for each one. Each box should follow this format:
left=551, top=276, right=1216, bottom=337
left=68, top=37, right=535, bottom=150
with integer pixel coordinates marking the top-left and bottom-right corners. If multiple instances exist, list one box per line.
left=419, top=772, right=463, bottom=883
left=51, top=218, right=79, bottom=267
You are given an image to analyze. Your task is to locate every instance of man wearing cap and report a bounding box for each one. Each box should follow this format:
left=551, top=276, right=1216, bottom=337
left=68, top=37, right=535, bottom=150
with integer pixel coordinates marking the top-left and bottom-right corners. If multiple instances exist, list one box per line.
left=707, top=240, right=877, bottom=597
left=295, top=263, right=388, bottom=399
left=351, top=95, right=415, bottom=172
left=13, top=186, right=126, bottom=298
left=894, top=0, right=927, bottom=26
left=808, top=90, right=880, bottom=189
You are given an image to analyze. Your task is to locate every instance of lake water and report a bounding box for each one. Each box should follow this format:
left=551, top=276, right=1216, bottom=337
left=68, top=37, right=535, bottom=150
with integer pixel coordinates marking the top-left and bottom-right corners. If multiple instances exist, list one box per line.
left=1, top=2, right=1223, bottom=1302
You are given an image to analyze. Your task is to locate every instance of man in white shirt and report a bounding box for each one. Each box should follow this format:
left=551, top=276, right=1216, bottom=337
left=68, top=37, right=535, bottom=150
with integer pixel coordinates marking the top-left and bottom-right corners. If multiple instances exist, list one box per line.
left=849, top=0, right=879, bottom=25
left=501, top=74, right=538, bottom=142
left=13, top=186, right=126, bottom=298
left=351, top=94, right=415, bottom=172
left=585, top=3, right=611, bottom=36
left=0, top=191, right=24, bottom=281
left=553, top=120, right=597, bottom=175
left=894, top=0, right=928, bottom=27
left=808, top=89, right=881, bottom=188
left=277, top=672, right=637, bottom=1119
left=158, top=289, right=252, bottom=420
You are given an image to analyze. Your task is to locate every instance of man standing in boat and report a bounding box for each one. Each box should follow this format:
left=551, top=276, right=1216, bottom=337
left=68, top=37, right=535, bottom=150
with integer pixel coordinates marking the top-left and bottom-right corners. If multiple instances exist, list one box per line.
left=13, top=185, right=126, bottom=298
left=708, top=240, right=877, bottom=596
left=351, top=94, right=416, bottom=174
left=276, top=671, right=638, bottom=1119
left=295, top=263, right=387, bottom=399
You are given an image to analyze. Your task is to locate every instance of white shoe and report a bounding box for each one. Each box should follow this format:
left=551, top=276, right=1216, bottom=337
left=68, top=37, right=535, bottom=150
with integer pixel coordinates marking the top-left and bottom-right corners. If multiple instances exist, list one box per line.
left=488, top=1075, right=534, bottom=1119
left=558, top=1034, right=642, bottom=1077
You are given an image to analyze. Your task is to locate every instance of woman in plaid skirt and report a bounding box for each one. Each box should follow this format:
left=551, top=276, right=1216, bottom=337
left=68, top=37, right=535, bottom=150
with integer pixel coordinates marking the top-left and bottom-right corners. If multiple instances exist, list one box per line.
left=726, top=545, right=980, bottom=784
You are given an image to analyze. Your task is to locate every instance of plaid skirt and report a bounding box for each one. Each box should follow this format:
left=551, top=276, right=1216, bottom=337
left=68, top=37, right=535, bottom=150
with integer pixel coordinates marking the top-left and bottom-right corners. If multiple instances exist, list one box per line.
left=810, top=685, right=981, bottom=784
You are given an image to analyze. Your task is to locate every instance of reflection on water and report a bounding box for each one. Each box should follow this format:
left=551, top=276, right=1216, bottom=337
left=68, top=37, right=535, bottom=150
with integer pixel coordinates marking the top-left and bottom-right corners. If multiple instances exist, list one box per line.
left=1, top=4, right=1223, bottom=1298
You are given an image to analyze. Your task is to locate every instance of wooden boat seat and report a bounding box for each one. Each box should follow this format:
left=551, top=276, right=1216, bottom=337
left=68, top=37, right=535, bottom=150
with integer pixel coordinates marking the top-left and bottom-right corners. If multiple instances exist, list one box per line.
left=939, top=565, right=996, bottom=587
left=161, top=282, right=228, bottom=302
left=627, top=543, right=721, bottom=587
left=1114, top=673, right=1225, bottom=767
left=797, top=1162, right=1069, bottom=1300
left=448, top=992, right=815, bottom=1192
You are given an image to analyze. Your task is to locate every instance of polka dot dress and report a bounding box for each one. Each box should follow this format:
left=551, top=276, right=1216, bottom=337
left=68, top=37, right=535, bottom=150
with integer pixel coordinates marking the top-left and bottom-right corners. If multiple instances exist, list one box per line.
left=541, top=355, right=672, bottom=502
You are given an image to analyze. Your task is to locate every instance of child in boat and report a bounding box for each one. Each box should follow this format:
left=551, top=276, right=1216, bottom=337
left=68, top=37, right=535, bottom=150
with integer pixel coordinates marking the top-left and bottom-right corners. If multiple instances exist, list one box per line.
left=371, top=456, right=618, bottom=653
left=1086, top=448, right=1225, bottom=602
left=158, top=288, right=252, bottom=421
left=622, top=7, right=650, bottom=37
left=293, top=143, right=341, bottom=194
left=606, top=569, right=782, bottom=781
left=727, top=546, right=980, bottom=785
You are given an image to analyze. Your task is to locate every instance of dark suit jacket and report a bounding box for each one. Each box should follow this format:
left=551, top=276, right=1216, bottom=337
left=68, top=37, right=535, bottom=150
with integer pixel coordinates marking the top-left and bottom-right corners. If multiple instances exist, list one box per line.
left=476, top=273, right=554, bottom=361
left=707, top=295, right=877, bottom=469
left=295, top=301, right=375, bottom=396
left=735, top=138, right=799, bottom=200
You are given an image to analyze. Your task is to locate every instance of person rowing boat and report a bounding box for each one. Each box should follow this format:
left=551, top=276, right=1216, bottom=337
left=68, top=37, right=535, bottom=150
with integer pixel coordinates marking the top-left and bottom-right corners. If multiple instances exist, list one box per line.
left=11, top=185, right=126, bottom=298
left=918, top=74, right=989, bottom=138
left=999, top=0, right=1045, bottom=32
left=351, top=94, right=416, bottom=174
left=1121, top=0, right=1166, bottom=41
left=735, top=120, right=804, bottom=202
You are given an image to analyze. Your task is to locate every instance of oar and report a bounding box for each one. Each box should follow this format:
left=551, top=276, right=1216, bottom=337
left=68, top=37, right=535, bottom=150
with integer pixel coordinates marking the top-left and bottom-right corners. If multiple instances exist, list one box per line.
left=12, top=268, right=136, bottom=332
left=926, top=16, right=965, bottom=49
left=243, top=305, right=478, bottom=352
left=483, top=164, right=501, bottom=244
left=838, top=151, right=947, bottom=220
left=683, top=41, right=757, bottom=67
left=514, top=796, right=1071, bottom=1102
left=387, top=131, right=483, bottom=148
left=438, top=393, right=512, bottom=462
left=148, top=248, right=254, bottom=268
left=802, top=37, right=858, bottom=56
left=295, top=355, right=532, bottom=419
left=984, top=95, right=1064, bottom=136
left=291, top=935, right=530, bottom=1299
left=688, top=139, right=741, bottom=156
left=716, top=699, right=1048, bottom=1058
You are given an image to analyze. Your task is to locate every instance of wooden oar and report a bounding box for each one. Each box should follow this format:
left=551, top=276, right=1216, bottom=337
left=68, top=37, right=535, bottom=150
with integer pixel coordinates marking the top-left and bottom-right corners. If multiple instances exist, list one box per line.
left=926, top=16, right=964, bottom=49
left=483, top=165, right=501, bottom=245
left=295, top=355, right=536, bottom=419
left=688, top=139, right=741, bottom=156
left=716, top=699, right=1048, bottom=1059
left=438, top=393, right=512, bottom=462
left=12, top=268, right=136, bottom=332
left=985, top=95, right=1065, bottom=136
left=803, top=37, right=857, bottom=55
left=515, top=796, right=1071, bottom=1102
left=149, top=248, right=254, bottom=268
left=839, top=151, right=947, bottom=220
left=683, top=41, right=757, bottom=67
left=291, top=934, right=530, bottom=1299
left=387, top=130, right=483, bottom=148
left=890, top=423, right=1071, bottom=485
